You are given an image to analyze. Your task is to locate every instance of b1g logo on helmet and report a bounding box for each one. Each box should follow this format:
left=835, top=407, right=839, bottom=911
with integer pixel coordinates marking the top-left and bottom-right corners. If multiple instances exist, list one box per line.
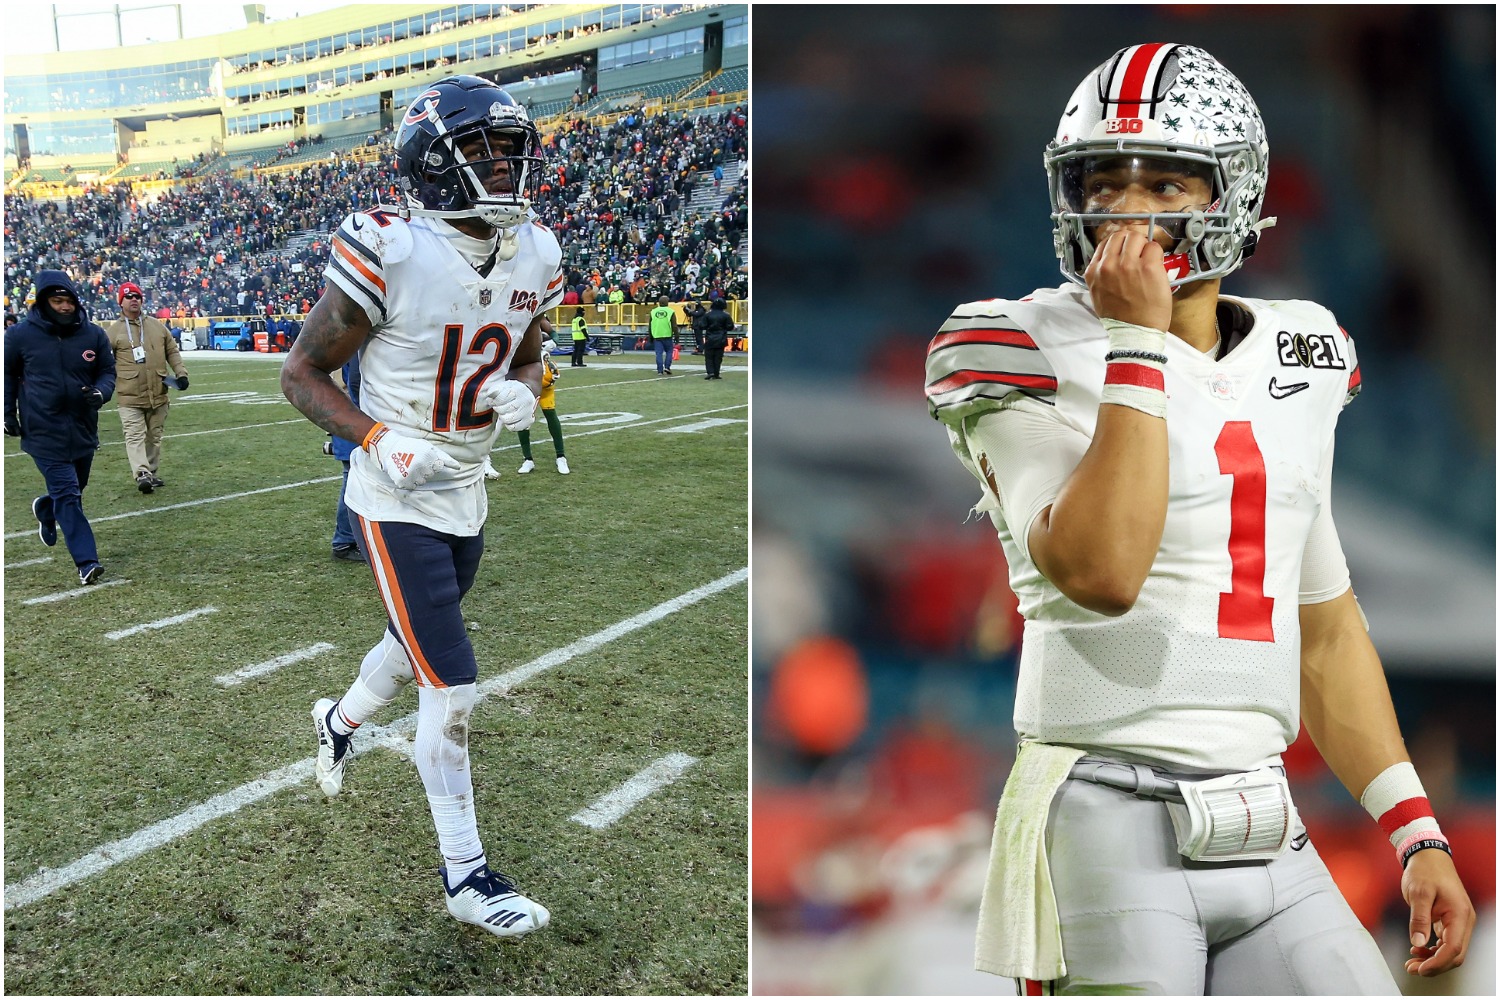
left=1104, top=118, right=1146, bottom=134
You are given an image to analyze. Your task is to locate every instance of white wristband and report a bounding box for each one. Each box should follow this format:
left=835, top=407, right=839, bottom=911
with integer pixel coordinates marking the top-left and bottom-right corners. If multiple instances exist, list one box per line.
left=1099, top=319, right=1168, bottom=419
left=1361, top=762, right=1446, bottom=855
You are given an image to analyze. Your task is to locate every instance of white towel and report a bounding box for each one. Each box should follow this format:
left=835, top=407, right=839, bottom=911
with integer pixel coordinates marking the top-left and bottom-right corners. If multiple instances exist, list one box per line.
left=974, top=741, right=1086, bottom=981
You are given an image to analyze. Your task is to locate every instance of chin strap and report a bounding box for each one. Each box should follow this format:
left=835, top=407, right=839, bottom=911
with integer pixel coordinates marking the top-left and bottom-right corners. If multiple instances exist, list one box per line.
left=495, top=229, right=520, bottom=262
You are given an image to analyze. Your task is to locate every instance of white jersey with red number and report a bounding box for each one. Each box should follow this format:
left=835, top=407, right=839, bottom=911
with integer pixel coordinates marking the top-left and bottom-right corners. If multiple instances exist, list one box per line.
left=926, top=283, right=1363, bottom=772
left=324, top=209, right=564, bottom=535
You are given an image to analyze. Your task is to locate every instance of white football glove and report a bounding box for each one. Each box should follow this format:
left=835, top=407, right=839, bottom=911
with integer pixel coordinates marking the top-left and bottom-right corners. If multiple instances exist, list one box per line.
left=482, top=379, right=538, bottom=432
left=365, top=423, right=460, bottom=489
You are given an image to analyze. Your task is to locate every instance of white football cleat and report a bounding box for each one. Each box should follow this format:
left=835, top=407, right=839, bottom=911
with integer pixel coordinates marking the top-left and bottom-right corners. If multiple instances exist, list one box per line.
left=516, top=459, right=535, bottom=474
left=556, top=457, right=570, bottom=475
left=442, top=864, right=550, bottom=939
left=482, top=458, right=501, bottom=480
left=311, top=697, right=352, bottom=796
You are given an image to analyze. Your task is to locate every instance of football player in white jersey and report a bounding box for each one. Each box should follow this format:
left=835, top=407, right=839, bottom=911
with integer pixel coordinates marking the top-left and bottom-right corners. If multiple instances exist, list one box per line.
left=282, top=76, right=566, bottom=939
left=925, top=44, right=1473, bottom=994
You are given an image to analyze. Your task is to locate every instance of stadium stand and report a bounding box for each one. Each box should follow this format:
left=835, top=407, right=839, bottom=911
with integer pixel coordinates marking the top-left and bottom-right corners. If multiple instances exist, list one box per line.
left=3, top=3, right=748, bottom=346
left=681, top=66, right=747, bottom=100
left=578, top=75, right=703, bottom=116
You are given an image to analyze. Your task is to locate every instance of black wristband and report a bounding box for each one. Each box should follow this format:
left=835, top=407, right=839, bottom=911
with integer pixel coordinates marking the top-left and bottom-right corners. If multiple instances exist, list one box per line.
left=1105, top=349, right=1168, bottom=365
left=1400, top=838, right=1452, bottom=869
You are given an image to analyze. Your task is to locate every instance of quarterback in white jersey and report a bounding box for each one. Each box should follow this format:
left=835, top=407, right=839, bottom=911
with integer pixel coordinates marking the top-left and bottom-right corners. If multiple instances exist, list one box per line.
left=925, top=44, right=1472, bottom=994
left=282, top=76, right=559, bottom=941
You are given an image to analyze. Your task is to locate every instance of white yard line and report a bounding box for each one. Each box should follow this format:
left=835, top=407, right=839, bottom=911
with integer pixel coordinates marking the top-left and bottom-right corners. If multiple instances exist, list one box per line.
left=569, top=753, right=700, bottom=830
left=659, top=418, right=748, bottom=434
left=3, top=477, right=340, bottom=541
left=3, top=568, right=746, bottom=911
left=106, top=606, right=219, bottom=641
left=7, top=378, right=745, bottom=459
left=515, top=404, right=748, bottom=449
left=5, top=556, right=53, bottom=569
left=5, top=404, right=748, bottom=541
left=214, top=642, right=338, bottom=687
left=20, top=580, right=130, bottom=605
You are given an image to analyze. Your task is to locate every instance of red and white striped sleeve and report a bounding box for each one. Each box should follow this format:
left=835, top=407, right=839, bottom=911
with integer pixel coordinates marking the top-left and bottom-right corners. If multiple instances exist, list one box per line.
left=925, top=303, right=1057, bottom=426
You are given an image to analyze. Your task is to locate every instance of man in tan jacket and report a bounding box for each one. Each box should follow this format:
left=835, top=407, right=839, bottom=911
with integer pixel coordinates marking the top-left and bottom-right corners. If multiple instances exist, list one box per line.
left=103, top=282, right=189, bottom=493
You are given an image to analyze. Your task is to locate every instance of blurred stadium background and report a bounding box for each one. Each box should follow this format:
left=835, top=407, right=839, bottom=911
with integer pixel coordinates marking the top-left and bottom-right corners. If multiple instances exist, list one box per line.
left=750, top=6, right=1494, bottom=995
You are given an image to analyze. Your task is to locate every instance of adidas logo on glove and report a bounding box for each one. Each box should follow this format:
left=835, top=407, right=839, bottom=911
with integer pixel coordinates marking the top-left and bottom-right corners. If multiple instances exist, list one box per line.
left=363, top=422, right=460, bottom=490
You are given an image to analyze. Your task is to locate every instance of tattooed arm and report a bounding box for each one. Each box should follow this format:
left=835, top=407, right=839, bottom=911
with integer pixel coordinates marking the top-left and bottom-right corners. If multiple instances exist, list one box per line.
left=280, top=284, right=378, bottom=445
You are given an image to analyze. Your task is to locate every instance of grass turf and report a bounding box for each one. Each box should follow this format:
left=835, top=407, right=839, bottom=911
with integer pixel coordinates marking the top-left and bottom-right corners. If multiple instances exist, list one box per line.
left=4, top=351, right=748, bottom=994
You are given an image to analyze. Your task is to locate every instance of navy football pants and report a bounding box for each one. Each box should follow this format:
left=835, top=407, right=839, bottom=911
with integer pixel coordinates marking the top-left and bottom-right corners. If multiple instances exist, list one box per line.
left=352, top=514, right=483, bottom=688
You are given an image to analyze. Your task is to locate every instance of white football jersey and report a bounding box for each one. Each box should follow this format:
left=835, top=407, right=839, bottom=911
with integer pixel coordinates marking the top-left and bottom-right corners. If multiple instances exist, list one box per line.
left=926, top=284, right=1363, bottom=772
left=325, top=209, right=564, bottom=535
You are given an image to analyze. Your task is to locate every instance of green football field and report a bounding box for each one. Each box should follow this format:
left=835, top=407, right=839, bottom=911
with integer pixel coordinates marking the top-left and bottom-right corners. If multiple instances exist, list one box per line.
left=3, top=350, right=748, bottom=995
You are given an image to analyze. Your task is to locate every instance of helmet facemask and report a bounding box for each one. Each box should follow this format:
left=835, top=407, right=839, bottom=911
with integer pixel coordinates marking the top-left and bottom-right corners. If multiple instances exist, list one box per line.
left=441, top=122, right=542, bottom=229
left=1049, top=145, right=1258, bottom=287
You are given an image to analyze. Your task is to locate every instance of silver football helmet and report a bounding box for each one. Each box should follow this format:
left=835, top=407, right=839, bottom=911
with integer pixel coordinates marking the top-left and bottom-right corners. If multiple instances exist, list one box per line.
left=1045, top=43, right=1274, bottom=288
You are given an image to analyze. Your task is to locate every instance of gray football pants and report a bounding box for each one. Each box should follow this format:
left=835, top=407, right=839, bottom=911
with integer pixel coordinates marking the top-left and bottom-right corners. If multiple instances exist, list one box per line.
left=1019, top=775, right=1401, bottom=995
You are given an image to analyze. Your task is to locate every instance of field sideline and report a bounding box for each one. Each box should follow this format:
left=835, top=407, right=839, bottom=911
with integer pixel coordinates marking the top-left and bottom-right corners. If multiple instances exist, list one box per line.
left=4, top=352, right=749, bottom=994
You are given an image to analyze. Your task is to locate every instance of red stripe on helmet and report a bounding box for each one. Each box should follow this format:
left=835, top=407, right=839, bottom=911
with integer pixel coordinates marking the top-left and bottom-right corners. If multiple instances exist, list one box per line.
left=1115, top=43, right=1168, bottom=119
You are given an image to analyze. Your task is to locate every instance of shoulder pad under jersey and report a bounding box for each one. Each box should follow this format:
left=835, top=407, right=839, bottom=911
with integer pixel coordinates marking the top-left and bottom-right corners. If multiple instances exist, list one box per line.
left=338, top=208, right=413, bottom=265
left=1254, top=298, right=1362, bottom=408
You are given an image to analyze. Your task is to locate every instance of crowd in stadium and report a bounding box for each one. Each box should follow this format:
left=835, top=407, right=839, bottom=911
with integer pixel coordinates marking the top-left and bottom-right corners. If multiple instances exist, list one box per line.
left=3, top=103, right=747, bottom=326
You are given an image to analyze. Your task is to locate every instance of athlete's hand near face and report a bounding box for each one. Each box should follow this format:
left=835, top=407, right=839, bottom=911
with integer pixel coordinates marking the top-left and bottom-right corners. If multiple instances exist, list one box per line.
left=1084, top=229, right=1173, bottom=331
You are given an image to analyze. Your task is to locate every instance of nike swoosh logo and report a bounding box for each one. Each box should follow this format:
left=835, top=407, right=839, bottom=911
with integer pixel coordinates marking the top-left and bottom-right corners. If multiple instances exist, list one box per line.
left=350, top=217, right=365, bottom=232
left=1268, top=378, right=1311, bottom=399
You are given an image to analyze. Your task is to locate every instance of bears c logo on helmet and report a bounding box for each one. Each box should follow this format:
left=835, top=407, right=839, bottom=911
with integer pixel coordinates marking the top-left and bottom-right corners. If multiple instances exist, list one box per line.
left=403, top=91, right=442, bottom=127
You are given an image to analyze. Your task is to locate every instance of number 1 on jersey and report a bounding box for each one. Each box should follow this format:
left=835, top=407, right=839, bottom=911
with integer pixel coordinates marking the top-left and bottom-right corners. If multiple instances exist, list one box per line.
left=1215, top=422, right=1275, bottom=642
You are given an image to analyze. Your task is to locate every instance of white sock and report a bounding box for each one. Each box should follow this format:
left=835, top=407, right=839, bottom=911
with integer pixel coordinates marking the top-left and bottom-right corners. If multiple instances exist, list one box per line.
left=429, top=792, right=487, bottom=888
left=415, top=684, right=486, bottom=889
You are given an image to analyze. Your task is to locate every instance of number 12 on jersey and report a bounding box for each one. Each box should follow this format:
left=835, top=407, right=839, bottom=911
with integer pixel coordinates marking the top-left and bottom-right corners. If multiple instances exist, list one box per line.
left=433, top=323, right=512, bottom=432
left=1215, top=422, right=1275, bottom=642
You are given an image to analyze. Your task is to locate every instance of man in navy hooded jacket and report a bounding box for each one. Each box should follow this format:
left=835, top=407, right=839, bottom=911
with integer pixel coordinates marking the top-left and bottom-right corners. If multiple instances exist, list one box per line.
left=4, top=270, right=115, bottom=585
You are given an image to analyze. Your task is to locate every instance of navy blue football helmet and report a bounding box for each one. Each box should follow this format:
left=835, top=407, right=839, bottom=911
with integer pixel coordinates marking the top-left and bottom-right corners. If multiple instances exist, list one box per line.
left=394, top=75, right=543, bottom=229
